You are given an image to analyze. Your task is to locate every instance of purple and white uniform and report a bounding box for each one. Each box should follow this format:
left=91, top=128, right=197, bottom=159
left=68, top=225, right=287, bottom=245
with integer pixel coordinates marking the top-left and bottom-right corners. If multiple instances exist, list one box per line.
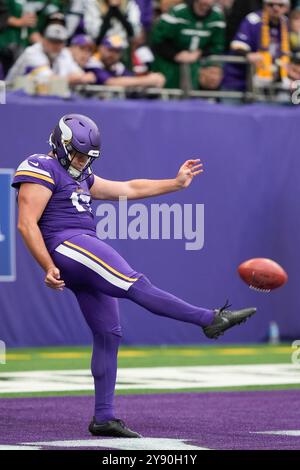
left=13, top=153, right=214, bottom=424
left=13, top=154, right=96, bottom=253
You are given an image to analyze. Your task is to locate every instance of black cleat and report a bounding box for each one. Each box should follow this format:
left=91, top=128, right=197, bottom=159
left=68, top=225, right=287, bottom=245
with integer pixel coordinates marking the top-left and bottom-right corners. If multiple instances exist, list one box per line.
left=88, top=418, right=142, bottom=438
left=203, top=300, right=256, bottom=339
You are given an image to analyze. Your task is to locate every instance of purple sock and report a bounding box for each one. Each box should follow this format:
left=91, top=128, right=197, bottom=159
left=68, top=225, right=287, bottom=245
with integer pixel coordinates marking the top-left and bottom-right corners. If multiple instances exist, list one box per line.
left=92, top=331, right=121, bottom=424
left=75, top=291, right=122, bottom=424
left=127, top=275, right=214, bottom=327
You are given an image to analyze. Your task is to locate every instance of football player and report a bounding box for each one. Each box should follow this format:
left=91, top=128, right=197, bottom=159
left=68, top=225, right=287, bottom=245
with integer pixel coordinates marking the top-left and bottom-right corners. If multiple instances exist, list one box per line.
left=12, top=114, right=256, bottom=437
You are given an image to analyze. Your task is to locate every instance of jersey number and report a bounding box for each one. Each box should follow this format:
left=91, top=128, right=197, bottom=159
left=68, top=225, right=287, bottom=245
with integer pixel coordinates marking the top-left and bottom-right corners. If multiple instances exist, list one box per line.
left=70, top=192, right=91, bottom=213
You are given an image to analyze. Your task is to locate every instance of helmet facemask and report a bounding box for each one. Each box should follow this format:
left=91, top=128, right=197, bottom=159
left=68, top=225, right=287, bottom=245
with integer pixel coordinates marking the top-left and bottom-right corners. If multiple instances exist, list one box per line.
left=66, top=147, right=97, bottom=182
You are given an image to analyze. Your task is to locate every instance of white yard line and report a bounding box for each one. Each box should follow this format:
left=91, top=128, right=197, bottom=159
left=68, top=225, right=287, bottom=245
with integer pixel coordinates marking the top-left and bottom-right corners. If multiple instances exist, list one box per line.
left=0, top=364, right=299, bottom=394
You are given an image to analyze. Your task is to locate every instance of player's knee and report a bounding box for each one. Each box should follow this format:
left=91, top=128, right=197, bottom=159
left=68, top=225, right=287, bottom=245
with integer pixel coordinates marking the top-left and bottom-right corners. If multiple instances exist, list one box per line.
left=93, top=326, right=122, bottom=338
left=129, top=273, right=152, bottom=290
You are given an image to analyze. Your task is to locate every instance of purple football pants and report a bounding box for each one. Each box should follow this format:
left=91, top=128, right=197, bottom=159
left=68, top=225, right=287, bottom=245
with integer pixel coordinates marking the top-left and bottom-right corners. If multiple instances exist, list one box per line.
left=52, top=234, right=214, bottom=423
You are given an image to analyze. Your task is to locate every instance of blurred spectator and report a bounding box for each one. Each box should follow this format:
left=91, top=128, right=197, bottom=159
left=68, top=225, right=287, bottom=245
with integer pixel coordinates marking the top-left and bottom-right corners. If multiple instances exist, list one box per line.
left=70, top=33, right=95, bottom=66
left=0, top=0, right=37, bottom=76
left=27, top=1, right=65, bottom=41
left=151, top=0, right=226, bottom=89
left=223, top=0, right=291, bottom=91
left=226, top=0, right=263, bottom=47
left=6, top=23, right=88, bottom=85
left=66, top=0, right=142, bottom=48
left=226, top=0, right=299, bottom=48
left=290, top=7, right=300, bottom=51
left=30, top=7, right=67, bottom=44
left=0, top=1, right=68, bottom=77
left=199, top=61, right=224, bottom=89
left=287, top=54, right=300, bottom=80
left=83, top=34, right=165, bottom=87
left=69, top=33, right=97, bottom=82
left=287, top=8, right=300, bottom=81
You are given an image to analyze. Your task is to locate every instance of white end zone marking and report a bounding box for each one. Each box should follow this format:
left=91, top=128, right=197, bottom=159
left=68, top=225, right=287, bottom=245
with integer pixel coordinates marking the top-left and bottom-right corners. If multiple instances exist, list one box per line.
left=22, top=438, right=210, bottom=450
left=1, top=364, right=300, bottom=394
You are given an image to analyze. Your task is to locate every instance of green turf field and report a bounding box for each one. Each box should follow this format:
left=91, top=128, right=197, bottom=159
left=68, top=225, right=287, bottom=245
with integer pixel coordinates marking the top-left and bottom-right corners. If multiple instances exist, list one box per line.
left=1, top=343, right=294, bottom=370
left=1, top=343, right=299, bottom=398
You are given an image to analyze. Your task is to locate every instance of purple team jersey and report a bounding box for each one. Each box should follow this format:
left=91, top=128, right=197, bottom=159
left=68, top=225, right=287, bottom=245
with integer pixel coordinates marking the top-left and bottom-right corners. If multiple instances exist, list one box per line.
left=12, top=154, right=96, bottom=253
left=223, top=10, right=287, bottom=91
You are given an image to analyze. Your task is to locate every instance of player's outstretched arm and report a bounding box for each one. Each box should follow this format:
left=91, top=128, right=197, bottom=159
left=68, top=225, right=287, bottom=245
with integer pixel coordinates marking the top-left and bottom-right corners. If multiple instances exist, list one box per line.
left=90, top=159, right=203, bottom=200
left=17, top=183, right=65, bottom=291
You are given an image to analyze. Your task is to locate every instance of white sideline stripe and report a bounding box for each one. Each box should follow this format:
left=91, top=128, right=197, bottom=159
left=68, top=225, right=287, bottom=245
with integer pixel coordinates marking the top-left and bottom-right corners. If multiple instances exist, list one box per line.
left=22, top=438, right=209, bottom=450
left=55, top=244, right=133, bottom=291
left=253, top=430, right=300, bottom=437
left=17, top=159, right=52, bottom=177
left=0, top=364, right=300, bottom=394
left=0, top=445, right=41, bottom=450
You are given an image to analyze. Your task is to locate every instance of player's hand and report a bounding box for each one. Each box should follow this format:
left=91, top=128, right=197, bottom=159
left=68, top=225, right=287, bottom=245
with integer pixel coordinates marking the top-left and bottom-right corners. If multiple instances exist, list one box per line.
left=175, top=159, right=204, bottom=189
left=45, top=266, right=65, bottom=291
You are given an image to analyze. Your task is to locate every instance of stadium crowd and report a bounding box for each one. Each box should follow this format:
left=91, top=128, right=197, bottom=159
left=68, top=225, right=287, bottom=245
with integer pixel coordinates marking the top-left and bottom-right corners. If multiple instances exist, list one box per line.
left=1, top=0, right=300, bottom=100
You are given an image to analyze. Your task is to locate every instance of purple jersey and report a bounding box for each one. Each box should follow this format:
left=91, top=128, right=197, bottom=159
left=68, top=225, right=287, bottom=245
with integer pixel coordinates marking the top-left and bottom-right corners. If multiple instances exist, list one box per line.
left=85, top=57, right=132, bottom=85
left=231, top=11, right=284, bottom=58
left=223, top=10, right=287, bottom=91
left=12, top=154, right=96, bottom=253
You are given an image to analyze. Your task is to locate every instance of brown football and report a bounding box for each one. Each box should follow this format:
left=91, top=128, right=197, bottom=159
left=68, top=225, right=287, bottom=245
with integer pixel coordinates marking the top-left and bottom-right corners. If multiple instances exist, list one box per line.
left=238, top=258, right=288, bottom=292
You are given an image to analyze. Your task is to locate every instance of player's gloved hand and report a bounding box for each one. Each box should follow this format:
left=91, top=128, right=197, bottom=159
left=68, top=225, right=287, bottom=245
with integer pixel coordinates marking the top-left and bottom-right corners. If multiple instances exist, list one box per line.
left=45, top=266, right=65, bottom=291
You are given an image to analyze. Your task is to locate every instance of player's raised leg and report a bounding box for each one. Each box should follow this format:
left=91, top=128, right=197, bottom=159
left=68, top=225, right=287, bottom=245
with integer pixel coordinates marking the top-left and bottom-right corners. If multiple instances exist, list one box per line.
left=53, top=234, right=256, bottom=339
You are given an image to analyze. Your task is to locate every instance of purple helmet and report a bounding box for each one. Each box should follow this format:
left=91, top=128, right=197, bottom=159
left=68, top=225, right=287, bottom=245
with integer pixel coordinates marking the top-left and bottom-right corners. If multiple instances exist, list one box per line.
left=49, top=114, right=101, bottom=181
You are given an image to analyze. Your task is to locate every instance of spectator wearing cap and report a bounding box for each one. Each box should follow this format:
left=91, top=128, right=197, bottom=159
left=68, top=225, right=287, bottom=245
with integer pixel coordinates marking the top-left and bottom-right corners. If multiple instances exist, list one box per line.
left=24, top=1, right=66, bottom=44
left=223, top=0, right=291, bottom=91
left=6, top=23, right=90, bottom=85
left=70, top=33, right=95, bottom=67
left=83, top=34, right=165, bottom=87
left=69, top=33, right=99, bottom=83
left=29, top=10, right=67, bottom=44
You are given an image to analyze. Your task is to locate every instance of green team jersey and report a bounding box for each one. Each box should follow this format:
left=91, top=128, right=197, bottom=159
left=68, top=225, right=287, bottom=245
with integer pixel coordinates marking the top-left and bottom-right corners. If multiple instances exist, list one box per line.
left=0, top=0, right=63, bottom=50
left=151, top=3, right=226, bottom=89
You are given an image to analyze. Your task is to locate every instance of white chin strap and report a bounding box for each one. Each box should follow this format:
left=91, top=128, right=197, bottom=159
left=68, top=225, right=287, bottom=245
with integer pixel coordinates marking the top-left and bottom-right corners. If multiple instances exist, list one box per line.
left=68, top=165, right=81, bottom=179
